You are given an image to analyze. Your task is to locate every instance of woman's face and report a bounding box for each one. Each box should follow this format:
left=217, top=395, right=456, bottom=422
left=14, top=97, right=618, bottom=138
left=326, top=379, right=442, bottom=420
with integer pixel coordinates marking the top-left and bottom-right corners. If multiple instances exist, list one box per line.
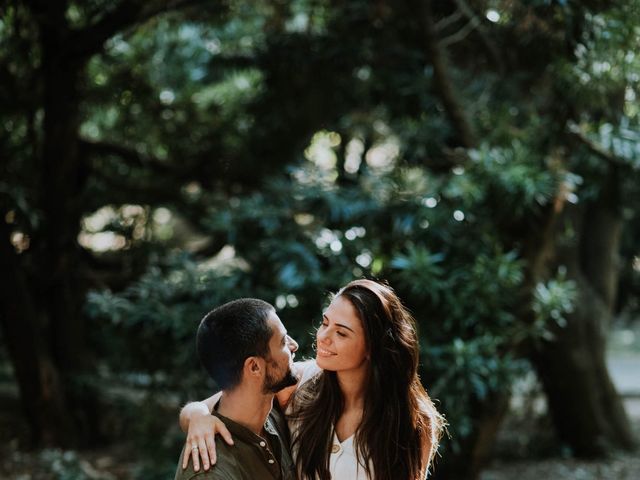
left=316, top=295, right=368, bottom=372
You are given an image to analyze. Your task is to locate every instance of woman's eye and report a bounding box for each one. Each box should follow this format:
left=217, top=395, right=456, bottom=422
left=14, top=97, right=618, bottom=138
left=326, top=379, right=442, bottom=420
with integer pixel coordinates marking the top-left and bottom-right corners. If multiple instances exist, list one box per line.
left=337, top=331, right=346, bottom=338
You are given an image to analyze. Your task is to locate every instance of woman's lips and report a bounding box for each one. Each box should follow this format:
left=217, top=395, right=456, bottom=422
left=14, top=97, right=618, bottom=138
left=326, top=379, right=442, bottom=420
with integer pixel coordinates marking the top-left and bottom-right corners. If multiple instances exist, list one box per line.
left=317, top=348, right=336, bottom=357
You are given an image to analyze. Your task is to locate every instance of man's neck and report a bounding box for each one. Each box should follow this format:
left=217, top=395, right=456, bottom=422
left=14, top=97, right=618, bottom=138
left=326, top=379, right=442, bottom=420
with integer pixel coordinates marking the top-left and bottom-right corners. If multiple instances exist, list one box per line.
left=217, top=385, right=274, bottom=435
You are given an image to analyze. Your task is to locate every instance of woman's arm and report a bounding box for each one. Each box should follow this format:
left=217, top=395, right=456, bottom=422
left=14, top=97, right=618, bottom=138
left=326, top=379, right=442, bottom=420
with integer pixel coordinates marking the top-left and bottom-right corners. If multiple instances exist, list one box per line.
left=179, top=392, right=234, bottom=472
left=179, top=393, right=219, bottom=432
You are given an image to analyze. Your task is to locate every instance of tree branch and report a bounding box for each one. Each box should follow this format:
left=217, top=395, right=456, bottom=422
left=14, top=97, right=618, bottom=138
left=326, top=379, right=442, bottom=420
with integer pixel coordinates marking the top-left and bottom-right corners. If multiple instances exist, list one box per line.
left=84, top=169, right=184, bottom=209
left=439, top=16, right=480, bottom=48
left=77, top=136, right=241, bottom=213
left=78, top=138, right=177, bottom=174
left=78, top=137, right=196, bottom=210
left=208, top=54, right=259, bottom=71
left=566, top=124, right=628, bottom=168
left=452, top=0, right=504, bottom=73
left=417, top=0, right=477, bottom=148
left=66, top=0, right=221, bottom=61
left=434, top=10, right=463, bottom=32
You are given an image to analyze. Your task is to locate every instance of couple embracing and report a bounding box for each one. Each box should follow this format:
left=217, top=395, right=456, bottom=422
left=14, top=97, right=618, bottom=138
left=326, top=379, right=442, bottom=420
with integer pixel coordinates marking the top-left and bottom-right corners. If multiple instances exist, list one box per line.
left=175, top=279, right=445, bottom=480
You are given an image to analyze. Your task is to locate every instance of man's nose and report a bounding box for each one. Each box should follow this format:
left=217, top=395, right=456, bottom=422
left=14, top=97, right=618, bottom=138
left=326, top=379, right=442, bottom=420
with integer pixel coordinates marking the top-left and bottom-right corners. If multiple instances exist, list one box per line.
left=288, top=336, right=299, bottom=352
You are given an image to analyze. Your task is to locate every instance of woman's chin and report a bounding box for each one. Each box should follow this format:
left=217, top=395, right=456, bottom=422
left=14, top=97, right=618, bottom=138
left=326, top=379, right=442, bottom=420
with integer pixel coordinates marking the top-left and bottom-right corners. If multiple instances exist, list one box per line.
left=315, top=355, right=335, bottom=370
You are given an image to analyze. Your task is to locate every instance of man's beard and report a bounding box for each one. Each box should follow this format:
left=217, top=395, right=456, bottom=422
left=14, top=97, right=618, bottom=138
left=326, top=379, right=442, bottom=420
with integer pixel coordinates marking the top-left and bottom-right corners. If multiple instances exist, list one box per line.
left=264, top=362, right=299, bottom=393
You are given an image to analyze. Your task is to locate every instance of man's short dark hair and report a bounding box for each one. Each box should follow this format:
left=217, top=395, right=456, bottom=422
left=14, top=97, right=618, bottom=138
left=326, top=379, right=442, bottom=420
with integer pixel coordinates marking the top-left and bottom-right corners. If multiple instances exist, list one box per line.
left=197, top=298, right=274, bottom=390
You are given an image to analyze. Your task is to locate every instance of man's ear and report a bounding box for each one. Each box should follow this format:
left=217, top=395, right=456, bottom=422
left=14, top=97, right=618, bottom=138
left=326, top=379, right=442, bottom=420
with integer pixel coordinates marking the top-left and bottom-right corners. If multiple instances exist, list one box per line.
left=244, top=356, right=265, bottom=378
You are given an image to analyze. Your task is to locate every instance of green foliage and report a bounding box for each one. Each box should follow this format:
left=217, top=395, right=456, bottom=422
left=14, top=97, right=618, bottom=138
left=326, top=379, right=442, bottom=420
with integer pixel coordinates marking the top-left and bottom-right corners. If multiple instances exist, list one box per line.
left=87, top=252, right=251, bottom=380
left=390, top=245, right=445, bottom=300
left=468, top=143, right=557, bottom=211
left=38, top=450, right=95, bottom=480
left=87, top=146, right=565, bottom=452
left=532, top=268, right=578, bottom=335
left=3, top=0, right=640, bottom=475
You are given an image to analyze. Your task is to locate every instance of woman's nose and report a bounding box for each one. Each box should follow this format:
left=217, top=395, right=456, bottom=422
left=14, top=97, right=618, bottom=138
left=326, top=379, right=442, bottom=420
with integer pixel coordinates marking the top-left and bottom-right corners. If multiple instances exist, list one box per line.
left=317, top=329, right=330, bottom=344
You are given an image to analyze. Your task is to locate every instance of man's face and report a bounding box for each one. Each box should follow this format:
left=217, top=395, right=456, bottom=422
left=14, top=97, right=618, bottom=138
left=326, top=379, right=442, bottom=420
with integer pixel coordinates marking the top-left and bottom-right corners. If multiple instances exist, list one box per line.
left=263, top=312, right=299, bottom=393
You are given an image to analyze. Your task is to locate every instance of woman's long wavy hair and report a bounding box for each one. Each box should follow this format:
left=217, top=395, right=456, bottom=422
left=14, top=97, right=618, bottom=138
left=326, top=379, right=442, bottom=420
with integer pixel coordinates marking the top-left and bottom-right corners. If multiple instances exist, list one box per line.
left=290, top=279, right=445, bottom=480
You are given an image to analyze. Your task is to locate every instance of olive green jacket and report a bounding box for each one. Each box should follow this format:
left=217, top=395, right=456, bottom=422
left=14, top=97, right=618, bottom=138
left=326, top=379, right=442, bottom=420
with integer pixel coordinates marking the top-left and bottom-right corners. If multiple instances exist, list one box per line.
left=174, top=406, right=295, bottom=480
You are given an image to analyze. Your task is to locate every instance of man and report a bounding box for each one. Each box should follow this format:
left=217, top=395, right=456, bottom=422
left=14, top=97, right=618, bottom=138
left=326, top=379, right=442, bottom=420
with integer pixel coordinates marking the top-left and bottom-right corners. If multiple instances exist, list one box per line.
left=174, top=298, right=299, bottom=480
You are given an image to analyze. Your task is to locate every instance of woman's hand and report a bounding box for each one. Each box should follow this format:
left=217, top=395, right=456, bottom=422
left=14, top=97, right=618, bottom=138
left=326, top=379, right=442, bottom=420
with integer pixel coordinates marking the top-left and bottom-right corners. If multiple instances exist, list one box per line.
left=182, top=412, right=234, bottom=471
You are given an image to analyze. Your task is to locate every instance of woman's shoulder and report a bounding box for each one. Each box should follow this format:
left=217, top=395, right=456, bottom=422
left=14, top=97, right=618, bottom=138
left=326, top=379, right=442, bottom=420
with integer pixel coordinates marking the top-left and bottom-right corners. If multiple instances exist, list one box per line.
left=294, top=359, right=321, bottom=385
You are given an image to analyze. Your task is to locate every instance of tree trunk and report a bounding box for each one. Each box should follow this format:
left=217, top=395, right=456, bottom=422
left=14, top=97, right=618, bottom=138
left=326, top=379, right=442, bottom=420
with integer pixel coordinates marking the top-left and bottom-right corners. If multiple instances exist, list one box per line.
left=4, top=0, right=215, bottom=448
left=431, top=393, right=510, bottom=480
left=0, top=5, right=89, bottom=446
left=533, top=276, right=635, bottom=454
left=417, top=3, right=508, bottom=477
left=531, top=169, right=636, bottom=455
left=0, top=218, right=77, bottom=447
left=40, top=23, right=88, bottom=374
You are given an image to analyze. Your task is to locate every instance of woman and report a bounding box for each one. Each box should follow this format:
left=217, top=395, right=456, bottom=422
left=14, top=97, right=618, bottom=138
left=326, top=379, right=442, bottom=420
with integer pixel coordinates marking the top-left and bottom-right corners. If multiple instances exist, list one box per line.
left=180, top=279, right=445, bottom=479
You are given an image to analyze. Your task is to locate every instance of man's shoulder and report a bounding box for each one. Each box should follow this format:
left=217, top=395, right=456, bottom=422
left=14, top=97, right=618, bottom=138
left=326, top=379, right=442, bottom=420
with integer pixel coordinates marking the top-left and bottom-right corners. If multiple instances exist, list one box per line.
left=174, top=445, right=240, bottom=480
left=174, top=463, right=239, bottom=480
left=174, top=468, right=234, bottom=480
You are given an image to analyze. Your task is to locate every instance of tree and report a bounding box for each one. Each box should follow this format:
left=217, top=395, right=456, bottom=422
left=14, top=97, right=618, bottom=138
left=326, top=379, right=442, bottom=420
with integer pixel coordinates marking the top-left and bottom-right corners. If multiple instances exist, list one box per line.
left=0, top=0, right=231, bottom=446
left=84, top=0, right=640, bottom=475
left=2, top=1, right=639, bottom=478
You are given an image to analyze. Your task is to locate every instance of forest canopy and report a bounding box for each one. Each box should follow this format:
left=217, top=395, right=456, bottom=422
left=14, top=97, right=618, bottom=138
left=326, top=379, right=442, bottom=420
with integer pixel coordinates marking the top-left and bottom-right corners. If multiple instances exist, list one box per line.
left=1, top=0, right=640, bottom=478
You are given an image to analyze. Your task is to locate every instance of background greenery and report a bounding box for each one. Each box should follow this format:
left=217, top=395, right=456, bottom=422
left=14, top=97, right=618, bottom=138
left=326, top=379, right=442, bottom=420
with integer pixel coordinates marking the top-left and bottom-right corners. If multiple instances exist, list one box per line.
left=1, top=0, right=640, bottom=479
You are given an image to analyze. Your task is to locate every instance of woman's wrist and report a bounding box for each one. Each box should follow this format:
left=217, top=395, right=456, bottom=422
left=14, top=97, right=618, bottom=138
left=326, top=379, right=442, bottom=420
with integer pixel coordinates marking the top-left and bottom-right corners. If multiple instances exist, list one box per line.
left=180, top=401, right=211, bottom=431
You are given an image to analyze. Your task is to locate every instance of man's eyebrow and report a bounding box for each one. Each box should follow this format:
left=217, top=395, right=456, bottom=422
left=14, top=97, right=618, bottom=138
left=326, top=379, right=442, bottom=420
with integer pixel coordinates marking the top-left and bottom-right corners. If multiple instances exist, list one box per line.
left=323, top=314, right=355, bottom=333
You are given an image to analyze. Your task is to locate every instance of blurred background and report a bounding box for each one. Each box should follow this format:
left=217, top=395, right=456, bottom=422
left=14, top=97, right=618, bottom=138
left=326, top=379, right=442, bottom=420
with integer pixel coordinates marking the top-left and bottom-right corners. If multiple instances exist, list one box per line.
left=1, top=0, right=640, bottom=479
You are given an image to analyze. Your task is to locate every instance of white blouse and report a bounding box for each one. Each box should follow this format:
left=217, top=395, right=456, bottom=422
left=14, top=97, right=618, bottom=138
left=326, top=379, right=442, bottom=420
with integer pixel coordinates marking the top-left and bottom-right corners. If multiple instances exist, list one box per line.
left=286, top=361, right=373, bottom=480
left=327, top=430, right=373, bottom=480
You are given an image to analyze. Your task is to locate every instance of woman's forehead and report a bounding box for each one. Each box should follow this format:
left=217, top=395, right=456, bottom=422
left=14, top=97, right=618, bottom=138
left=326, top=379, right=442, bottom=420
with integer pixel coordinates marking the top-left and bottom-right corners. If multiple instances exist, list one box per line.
left=325, top=296, right=361, bottom=325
